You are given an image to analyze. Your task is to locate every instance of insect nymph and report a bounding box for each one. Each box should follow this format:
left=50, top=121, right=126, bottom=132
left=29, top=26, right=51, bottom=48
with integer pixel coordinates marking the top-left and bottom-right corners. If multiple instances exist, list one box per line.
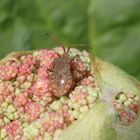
left=49, top=47, right=87, bottom=97
left=48, top=47, right=74, bottom=97
left=45, top=33, right=89, bottom=97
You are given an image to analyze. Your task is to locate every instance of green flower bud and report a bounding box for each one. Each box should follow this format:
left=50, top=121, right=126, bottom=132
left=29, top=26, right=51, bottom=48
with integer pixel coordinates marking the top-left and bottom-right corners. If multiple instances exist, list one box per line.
left=7, top=104, right=16, bottom=113
left=119, top=94, right=128, bottom=102
left=50, top=101, right=62, bottom=111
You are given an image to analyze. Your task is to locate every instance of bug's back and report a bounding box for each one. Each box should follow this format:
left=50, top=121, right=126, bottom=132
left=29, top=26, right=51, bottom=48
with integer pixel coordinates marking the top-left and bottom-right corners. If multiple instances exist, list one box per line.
left=52, top=57, right=73, bottom=97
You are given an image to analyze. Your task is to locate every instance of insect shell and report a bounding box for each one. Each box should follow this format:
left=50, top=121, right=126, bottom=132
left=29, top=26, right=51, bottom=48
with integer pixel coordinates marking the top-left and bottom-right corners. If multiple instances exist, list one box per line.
left=49, top=47, right=78, bottom=97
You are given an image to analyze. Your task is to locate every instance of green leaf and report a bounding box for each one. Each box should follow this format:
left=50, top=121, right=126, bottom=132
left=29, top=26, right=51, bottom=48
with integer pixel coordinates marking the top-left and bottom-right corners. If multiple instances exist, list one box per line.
left=0, top=0, right=89, bottom=57
left=0, top=0, right=140, bottom=80
left=89, top=0, right=140, bottom=79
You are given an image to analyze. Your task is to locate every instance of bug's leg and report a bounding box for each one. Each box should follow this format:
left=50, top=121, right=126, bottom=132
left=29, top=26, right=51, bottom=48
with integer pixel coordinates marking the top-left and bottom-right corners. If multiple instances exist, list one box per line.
left=70, top=54, right=80, bottom=63
left=70, top=54, right=80, bottom=71
left=71, top=69, right=82, bottom=80
left=47, top=68, right=54, bottom=73
left=61, top=46, right=66, bottom=53
left=67, top=80, right=77, bottom=95
left=67, top=47, right=71, bottom=54
left=55, top=52, right=61, bottom=57
left=34, top=60, right=40, bottom=69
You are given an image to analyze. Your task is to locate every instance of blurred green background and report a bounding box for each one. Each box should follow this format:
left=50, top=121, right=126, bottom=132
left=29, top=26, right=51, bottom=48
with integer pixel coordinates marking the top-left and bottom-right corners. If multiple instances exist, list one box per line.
left=0, top=0, right=140, bottom=79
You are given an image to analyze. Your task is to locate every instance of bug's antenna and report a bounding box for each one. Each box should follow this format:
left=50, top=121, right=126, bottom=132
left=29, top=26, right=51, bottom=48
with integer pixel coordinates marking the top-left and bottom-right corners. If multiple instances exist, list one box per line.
left=70, top=54, right=79, bottom=62
left=67, top=47, right=71, bottom=53
left=61, top=46, right=66, bottom=53
left=45, top=32, right=64, bottom=48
